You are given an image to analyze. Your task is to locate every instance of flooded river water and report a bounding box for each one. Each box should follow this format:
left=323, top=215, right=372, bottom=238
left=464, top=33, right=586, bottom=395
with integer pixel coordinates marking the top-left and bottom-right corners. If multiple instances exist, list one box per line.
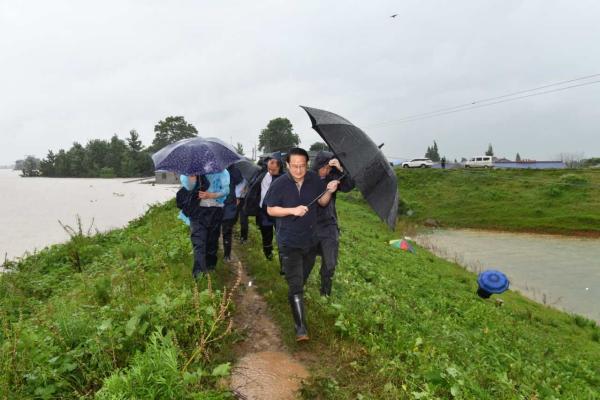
left=416, top=229, right=600, bottom=322
left=0, top=169, right=177, bottom=262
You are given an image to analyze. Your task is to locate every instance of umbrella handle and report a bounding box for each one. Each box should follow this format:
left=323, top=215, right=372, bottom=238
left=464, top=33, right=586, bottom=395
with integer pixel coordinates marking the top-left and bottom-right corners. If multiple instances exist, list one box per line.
left=293, top=173, right=346, bottom=219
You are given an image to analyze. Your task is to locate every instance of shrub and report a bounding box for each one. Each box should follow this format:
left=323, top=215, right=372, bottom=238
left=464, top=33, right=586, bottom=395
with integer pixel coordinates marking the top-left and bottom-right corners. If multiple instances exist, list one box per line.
left=96, top=331, right=185, bottom=399
left=559, top=173, right=589, bottom=187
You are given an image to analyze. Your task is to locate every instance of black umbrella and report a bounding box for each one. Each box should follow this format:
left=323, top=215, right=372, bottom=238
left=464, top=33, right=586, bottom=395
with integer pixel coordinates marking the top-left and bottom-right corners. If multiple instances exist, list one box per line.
left=301, top=106, right=398, bottom=230
left=234, top=158, right=261, bottom=182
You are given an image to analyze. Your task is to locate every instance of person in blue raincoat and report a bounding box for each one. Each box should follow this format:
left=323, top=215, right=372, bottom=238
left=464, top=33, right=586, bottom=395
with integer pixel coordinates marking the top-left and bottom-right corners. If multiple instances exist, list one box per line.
left=177, top=170, right=229, bottom=278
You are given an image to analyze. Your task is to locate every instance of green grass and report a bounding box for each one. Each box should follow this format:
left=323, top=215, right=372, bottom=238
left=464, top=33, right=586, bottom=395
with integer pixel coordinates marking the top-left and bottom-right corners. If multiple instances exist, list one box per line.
left=3, top=177, right=600, bottom=399
left=240, top=198, right=600, bottom=399
left=0, top=200, right=236, bottom=399
left=394, top=168, right=600, bottom=235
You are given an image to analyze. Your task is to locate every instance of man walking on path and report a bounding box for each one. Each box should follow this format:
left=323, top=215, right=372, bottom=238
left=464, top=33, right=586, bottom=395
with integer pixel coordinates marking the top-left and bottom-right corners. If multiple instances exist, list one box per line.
left=309, top=151, right=355, bottom=296
left=265, top=147, right=339, bottom=341
left=244, top=153, right=283, bottom=260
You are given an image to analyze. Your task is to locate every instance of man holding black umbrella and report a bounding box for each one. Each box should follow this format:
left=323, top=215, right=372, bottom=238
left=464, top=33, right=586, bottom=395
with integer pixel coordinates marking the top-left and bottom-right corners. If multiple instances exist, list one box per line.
left=264, top=147, right=339, bottom=341
left=309, top=151, right=355, bottom=296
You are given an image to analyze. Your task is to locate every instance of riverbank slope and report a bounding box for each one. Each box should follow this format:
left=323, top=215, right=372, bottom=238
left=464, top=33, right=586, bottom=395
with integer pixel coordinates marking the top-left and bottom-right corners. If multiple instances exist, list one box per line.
left=0, top=201, right=236, bottom=399
left=240, top=197, right=600, bottom=399
left=2, top=198, right=599, bottom=398
left=394, top=168, right=600, bottom=236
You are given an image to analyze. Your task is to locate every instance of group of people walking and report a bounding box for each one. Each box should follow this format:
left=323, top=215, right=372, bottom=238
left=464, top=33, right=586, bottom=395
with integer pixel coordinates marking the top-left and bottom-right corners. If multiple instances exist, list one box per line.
left=176, top=147, right=354, bottom=342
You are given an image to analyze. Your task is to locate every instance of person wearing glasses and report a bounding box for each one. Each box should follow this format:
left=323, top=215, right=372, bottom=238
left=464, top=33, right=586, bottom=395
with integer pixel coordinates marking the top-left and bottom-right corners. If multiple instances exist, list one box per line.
left=264, top=147, right=339, bottom=341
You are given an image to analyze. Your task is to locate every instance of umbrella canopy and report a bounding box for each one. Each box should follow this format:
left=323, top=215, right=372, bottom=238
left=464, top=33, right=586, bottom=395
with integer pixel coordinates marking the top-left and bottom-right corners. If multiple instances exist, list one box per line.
left=301, top=106, right=398, bottom=230
left=235, top=158, right=261, bottom=182
left=152, top=137, right=242, bottom=176
left=477, top=270, right=509, bottom=298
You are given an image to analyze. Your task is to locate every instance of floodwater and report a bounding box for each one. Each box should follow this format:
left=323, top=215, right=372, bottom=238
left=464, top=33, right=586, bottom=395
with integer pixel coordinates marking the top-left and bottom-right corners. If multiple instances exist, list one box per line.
left=416, top=229, right=600, bottom=322
left=0, top=169, right=178, bottom=262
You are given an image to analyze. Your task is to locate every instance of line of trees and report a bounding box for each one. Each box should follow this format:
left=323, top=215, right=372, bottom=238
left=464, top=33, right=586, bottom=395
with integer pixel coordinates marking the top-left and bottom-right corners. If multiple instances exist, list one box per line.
left=32, top=116, right=198, bottom=178
left=38, top=131, right=153, bottom=178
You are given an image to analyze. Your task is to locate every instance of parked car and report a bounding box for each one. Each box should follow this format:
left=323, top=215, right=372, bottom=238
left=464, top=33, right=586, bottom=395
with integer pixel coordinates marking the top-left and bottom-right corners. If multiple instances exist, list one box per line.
left=402, top=158, right=434, bottom=168
left=465, top=156, right=494, bottom=168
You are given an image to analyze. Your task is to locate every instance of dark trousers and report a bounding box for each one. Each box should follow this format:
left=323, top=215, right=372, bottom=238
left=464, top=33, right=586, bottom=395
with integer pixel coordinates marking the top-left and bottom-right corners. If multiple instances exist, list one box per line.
left=259, top=224, right=274, bottom=258
left=279, top=245, right=318, bottom=299
left=221, top=217, right=236, bottom=258
left=238, top=202, right=248, bottom=241
left=190, top=207, right=223, bottom=275
left=317, top=236, right=339, bottom=295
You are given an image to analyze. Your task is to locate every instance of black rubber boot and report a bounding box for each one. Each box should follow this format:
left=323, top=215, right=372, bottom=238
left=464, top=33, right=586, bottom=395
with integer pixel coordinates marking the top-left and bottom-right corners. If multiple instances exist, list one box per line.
left=223, top=239, right=232, bottom=261
left=263, top=244, right=273, bottom=260
left=320, top=278, right=332, bottom=297
left=289, top=294, right=309, bottom=341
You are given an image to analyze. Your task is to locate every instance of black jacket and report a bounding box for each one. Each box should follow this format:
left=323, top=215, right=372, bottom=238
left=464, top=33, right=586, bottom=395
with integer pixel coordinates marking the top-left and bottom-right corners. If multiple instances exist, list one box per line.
left=223, top=165, right=243, bottom=220
left=316, top=170, right=355, bottom=232
left=243, top=170, right=282, bottom=217
left=175, top=175, right=209, bottom=219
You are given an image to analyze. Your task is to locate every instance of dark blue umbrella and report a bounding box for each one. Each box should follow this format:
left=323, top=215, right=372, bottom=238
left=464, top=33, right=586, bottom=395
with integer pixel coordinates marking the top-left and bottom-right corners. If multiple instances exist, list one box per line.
left=477, top=270, right=509, bottom=298
left=152, top=137, right=242, bottom=176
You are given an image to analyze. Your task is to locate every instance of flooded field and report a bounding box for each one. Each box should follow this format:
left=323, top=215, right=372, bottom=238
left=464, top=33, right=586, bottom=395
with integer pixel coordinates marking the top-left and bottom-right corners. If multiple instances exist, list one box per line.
left=416, top=229, right=600, bottom=322
left=0, top=169, right=177, bottom=261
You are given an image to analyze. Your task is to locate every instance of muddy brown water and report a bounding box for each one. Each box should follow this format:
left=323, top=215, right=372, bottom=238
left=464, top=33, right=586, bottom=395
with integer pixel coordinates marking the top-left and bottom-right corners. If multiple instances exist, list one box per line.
left=0, top=169, right=177, bottom=261
left=229, top=254, right=309, bottom=400
left=416, top=228, right=600, bottom=322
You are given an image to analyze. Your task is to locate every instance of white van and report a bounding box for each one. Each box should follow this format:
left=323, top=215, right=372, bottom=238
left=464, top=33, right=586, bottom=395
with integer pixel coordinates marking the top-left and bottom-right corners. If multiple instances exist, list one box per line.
left=465, top=156, right=494, bottom=168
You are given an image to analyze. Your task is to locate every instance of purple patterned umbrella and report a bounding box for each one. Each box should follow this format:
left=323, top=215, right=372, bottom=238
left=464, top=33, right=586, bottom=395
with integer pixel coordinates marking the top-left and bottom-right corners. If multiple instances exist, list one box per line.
left=152, top=137, right=243, bottom=175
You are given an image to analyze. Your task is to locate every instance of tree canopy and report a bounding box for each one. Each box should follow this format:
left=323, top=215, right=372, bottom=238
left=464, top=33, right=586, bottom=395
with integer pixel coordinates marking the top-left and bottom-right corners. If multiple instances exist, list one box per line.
left=258, top=118, right=300, bottom=153
left=424, top=141, right=440, bottom=162
left=309, top=142, right=329, bottom=152
left=20, top=156, right=41, bottom=177
left=38, top=134, right=154, bottom=178
left=235, top=142, right=245, bottom=156
left=486, top=143, right=494, bottom=156
left=149, top=116, right=198, bottom=153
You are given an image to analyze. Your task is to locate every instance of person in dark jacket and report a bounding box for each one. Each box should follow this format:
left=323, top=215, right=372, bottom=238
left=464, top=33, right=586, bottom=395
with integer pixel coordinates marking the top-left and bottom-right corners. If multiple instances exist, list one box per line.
left=308, top=151, right=355, bottom=296
left=243, top=153, right=283, bottom=260
left=264, top=147, right=339, bottom=341
left=220, top=164, right=244, bottom=261
left=236, top=177, right=250, bottom=244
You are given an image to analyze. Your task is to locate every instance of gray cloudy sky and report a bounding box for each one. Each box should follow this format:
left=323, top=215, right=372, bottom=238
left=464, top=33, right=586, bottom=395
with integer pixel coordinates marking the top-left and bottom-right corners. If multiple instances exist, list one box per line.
left=1, top=0, right=599, bottom=165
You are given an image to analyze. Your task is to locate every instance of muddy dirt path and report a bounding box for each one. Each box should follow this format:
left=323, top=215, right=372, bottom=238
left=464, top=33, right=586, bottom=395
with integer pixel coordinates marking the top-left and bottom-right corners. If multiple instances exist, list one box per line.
left=228, top=251, right=309, bottom=400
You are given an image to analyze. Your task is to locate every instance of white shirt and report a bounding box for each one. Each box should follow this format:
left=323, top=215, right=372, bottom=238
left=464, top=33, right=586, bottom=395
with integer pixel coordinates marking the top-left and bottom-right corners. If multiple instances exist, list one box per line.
left=259, top=173, right=273, bottom=208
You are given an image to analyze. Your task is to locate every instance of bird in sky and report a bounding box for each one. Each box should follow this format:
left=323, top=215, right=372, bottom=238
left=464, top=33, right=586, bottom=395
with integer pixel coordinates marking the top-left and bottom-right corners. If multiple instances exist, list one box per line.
left=390, top=14, right=398, bottom=18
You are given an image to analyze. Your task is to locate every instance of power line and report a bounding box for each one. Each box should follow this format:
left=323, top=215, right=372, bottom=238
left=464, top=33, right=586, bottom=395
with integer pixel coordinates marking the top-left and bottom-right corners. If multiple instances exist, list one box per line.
left=366, top=74, right=600, bottom=128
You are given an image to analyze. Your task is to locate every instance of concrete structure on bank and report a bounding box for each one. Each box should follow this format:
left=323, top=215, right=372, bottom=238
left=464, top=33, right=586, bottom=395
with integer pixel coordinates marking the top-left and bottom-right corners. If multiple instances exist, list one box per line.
left=155, top=171, right=180, bottom=184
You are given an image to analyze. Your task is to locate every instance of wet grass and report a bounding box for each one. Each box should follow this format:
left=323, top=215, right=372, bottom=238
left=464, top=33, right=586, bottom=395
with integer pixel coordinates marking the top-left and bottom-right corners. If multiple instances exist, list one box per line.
left=240, top=198, right=600, bottom=399
left=0, top=200, right=237, bottom=399
left=394, top=168, right=600, bottom=236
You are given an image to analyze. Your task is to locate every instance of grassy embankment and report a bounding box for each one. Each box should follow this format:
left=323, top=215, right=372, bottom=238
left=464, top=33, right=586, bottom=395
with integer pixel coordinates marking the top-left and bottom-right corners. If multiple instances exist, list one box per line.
left=0, top=201, right=238, bottom=399
left=3, top=167, right=599, bottom=398
left=239, top=193, right=600, bottom=399
left=395, top=168, right=600, bottom=236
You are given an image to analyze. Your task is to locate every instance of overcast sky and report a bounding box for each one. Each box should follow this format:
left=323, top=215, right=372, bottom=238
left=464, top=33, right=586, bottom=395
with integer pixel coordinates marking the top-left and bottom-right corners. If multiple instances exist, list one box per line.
left=1, top=0, right=599, bottom=165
